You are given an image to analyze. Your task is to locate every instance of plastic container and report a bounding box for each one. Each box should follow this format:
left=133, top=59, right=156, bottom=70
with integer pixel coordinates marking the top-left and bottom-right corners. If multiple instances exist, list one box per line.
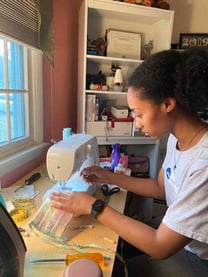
left=114, top=158, right=126, bottom=175
left=63, top=259, right=103, bottom=277
left=29, top=198, right=73, bottom=242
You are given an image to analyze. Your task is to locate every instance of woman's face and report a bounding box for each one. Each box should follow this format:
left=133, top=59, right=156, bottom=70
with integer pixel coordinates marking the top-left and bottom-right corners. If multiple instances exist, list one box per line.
left=127, top=87, right=172, bottom=139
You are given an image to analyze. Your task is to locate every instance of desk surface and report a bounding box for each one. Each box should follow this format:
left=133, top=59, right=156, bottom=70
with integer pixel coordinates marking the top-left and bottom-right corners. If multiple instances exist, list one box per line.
left=15, top=166, right=127, bottom=277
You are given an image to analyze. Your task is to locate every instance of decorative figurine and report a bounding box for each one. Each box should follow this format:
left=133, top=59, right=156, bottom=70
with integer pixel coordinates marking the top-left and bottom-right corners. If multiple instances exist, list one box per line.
left=143, top=40, right=153, bottom=59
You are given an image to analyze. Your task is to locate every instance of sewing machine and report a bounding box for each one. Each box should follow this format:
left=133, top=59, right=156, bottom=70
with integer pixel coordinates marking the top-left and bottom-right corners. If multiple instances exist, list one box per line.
left=45, top=133, right=99, bottom=196
left=29, top=134, right=100, bottom=242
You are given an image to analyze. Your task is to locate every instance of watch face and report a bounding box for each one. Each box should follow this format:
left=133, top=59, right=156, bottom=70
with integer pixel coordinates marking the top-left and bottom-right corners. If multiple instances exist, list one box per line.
left=93, top=199, right=105, bottom=212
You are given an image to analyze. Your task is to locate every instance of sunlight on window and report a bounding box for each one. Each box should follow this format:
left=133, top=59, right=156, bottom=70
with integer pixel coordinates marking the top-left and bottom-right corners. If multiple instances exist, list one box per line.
left=0, top=39, right=5, bottom=89
left=0, top=37, right=28, bottom=145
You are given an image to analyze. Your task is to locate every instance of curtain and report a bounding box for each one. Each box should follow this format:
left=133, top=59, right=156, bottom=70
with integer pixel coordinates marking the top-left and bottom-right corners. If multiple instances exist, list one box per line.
left=33, top=0, right=54, bottom=66
left=0, top=0, right=54, bottom=66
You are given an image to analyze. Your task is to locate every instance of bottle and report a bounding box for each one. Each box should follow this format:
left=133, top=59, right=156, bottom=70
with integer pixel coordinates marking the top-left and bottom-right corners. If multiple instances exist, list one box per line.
left=111, top=143, right=121, bottom=171
left=114, top=158, right=126, bottom=175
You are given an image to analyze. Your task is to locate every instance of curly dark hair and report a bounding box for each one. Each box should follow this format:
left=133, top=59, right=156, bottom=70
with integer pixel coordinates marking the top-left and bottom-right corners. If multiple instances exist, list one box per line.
left=128, top=49, right=208, bottom=113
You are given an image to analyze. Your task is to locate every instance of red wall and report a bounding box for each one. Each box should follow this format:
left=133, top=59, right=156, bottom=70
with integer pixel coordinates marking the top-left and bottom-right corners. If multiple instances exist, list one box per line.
left=1, top=0, right=83, bottom=186
left=44, top=0, right=83, bottom=142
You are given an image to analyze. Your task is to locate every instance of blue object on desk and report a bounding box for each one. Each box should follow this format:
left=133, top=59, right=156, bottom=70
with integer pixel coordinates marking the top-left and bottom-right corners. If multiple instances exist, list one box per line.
left=0, top=193, right=6, bottom=209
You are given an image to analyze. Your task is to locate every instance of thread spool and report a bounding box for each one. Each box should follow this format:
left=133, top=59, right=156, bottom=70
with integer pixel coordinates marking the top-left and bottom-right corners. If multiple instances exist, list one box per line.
left=63, top=128, right=71, bottom=139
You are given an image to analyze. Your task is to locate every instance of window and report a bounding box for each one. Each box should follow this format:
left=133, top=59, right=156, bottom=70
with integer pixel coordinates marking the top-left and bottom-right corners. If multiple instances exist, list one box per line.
left=0, top=37, right=28, bottom=145
left=0, top=35, right=45, bottom=176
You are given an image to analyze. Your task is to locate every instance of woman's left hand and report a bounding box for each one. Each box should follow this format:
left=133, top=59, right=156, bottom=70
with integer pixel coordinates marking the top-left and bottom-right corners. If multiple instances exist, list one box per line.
left=49, top=191, right=96, bottom=216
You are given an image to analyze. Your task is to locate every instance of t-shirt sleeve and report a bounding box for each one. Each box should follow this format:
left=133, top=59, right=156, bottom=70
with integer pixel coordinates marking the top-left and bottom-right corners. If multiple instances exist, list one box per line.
left=162, top=166, right=208, bottom=244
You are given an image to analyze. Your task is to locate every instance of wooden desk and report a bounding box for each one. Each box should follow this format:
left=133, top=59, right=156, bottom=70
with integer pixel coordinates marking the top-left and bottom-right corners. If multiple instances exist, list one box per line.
left=15, top=166, right=127, bottom=277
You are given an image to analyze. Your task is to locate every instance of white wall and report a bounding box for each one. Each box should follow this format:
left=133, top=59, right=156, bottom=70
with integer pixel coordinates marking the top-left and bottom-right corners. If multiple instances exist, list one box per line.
left=169, top=0, right=208, bottom=43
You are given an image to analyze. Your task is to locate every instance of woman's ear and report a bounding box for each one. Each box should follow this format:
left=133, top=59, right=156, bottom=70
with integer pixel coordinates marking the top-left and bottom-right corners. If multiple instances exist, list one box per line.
left=161, top=97, right=176, bottom=113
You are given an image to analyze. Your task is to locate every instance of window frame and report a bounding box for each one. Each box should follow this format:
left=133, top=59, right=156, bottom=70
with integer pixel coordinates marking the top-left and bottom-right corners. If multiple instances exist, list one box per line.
left=0, top=36, right=46, bottom=176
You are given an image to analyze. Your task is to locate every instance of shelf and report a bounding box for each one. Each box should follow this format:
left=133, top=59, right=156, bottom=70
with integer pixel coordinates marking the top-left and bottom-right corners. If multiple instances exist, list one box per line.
left=97, top=136, right=159, bottom=145
left=87, top=54, right=143, bottom=66
left=86, top=89, right=127, bottom=95
left=89, top=0, right=174, bottom=25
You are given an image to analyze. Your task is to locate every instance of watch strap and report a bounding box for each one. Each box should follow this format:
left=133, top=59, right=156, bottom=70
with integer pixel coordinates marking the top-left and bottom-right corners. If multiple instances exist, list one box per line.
left=90, top=199, right=106, bottom=219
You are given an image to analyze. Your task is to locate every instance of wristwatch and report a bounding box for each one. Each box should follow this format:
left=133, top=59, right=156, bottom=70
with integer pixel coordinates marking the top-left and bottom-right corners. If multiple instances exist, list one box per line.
left=90, top=199, right=106, bottom=219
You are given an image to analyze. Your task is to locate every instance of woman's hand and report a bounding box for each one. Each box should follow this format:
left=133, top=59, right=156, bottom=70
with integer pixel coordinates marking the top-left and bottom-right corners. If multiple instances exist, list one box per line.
left=80, top=165, right=114, bottom=185
left=50, top=191, right=95, bottom=216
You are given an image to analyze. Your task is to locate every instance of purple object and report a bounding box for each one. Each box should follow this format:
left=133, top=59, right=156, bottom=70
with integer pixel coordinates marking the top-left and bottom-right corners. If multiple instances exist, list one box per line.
left=111, top=143, right=121, bottom=170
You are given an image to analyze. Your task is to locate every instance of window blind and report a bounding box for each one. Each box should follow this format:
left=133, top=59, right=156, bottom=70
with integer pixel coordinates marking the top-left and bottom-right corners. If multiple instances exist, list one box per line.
left=0, top=0, right=54, bottom=66
left=0, top=0, right=39, bottom=48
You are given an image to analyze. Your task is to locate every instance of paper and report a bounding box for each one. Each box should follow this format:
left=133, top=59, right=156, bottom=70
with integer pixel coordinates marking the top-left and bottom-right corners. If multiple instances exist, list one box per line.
left=2, top=185, right=38, bottom=201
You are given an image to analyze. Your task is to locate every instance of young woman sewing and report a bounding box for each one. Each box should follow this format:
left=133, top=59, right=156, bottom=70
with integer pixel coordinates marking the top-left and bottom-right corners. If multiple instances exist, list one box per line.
left=50, top=49, right=208, bottom=276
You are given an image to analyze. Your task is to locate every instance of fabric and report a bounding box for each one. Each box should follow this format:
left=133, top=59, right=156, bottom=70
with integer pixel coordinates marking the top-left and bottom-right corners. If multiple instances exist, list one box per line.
left=162, top=132, right=208, bottom=259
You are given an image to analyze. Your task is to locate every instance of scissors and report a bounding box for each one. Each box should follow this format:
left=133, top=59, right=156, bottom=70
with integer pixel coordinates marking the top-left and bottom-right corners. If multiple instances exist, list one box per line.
left=101, top=184, right=120, bottom=197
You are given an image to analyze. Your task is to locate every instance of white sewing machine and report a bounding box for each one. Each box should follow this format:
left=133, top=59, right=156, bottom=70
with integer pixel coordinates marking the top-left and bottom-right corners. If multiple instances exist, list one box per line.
left=45, top=133, right=99, bottom=197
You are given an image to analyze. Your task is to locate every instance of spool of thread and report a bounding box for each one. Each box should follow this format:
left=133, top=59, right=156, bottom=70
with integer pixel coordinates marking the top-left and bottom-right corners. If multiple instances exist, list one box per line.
left=63, top=128, right=71, bottom=139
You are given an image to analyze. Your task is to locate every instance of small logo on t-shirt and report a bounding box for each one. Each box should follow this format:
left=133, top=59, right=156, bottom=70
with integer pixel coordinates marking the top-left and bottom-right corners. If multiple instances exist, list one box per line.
left=166, top=167, right=171, bottom=179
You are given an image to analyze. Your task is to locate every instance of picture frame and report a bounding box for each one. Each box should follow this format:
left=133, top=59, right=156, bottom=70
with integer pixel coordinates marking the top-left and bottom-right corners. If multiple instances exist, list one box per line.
left=179, top=33, right=208, bottom=49
left=106, top=29, right=142, bottom=60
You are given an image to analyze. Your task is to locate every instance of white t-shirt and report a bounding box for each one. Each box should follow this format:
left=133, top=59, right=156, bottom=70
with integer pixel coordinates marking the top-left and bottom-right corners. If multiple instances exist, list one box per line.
left=162, top=132, right=208, bottom=260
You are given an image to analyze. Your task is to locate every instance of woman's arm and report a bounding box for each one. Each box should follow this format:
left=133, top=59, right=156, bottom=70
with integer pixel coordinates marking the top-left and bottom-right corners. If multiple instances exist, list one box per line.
left=50, top=191, right=191, bottom=259
left=97, top=204, right=191, bottom=259
left=81, top=166, right=165, bottom=200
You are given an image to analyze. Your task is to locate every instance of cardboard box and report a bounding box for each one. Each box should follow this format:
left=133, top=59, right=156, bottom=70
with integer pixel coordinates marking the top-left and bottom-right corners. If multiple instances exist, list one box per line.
left=86, top=119, right=133, bottom=137
left=111, top=106, right=128, bottom=118
left=106, top=29, right=142, bottom=60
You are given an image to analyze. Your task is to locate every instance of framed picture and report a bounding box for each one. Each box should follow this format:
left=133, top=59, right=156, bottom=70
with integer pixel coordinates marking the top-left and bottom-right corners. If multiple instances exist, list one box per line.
left=179, top=33, right=208, bottom=49
left=106, top=29, right=142, bottom=60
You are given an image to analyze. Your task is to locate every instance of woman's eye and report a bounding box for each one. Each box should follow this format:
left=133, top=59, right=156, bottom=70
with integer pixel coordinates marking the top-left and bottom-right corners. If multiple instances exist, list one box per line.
left=135, top=114, right=142, bottom=119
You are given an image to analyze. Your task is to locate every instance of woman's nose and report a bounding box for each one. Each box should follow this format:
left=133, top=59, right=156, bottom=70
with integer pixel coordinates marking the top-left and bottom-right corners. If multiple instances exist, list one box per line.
left=135, top=117, right=143, bottom=129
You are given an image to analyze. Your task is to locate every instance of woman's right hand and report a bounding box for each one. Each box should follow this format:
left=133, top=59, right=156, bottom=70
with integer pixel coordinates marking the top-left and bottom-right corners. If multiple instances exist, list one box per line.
left=80, top=165, right=114, bottom=185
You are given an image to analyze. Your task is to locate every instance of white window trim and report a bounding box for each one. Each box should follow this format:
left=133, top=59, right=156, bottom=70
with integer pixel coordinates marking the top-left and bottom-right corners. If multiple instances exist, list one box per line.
left=0, top=48, right=48, bottom=177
